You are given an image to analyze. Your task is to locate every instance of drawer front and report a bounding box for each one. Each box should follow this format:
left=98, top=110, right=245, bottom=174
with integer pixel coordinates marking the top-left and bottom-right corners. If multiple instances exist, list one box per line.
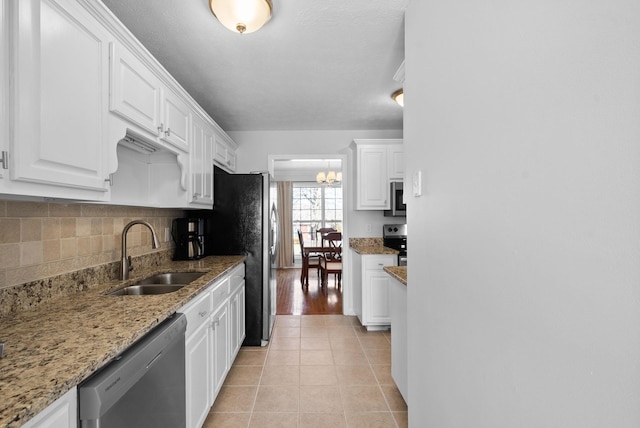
left=229, top=264, right=245, bottom=292
left=182, top=291, right=212, bottom=337
left=211, top=277, right=230, bottom=310
left=364, top=255, right=396, bottom=271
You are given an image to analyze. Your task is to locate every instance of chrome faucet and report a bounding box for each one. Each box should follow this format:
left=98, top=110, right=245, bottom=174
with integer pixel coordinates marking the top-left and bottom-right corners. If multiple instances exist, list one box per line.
left=121, top=220, right=160, bottom=280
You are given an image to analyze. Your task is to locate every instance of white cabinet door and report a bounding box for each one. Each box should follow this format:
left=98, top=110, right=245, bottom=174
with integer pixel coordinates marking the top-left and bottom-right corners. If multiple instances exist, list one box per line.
left=228, top=280, right=245, bottom=360
left=358, top=254, right=396, bottom=329
left=226, top=149, right=237, bottom=172
left=161, top=89, right=190, bottom=151
left=365, top=270, right=392, bottom=324
left=213, top=138, right=227, bottom=165
left=356, top=146, right=389, bottom=209
left=185, top=321, right=212, bottom=428
left=389, top=277, right=408, bottom=403
left=213, top=136, right=237, bottom=172
left=229, top=288, right=240, bottom=360
left=23, top=387, right=77, bottom=428
left=109, top=42, right=162, bottom=136
left=10, top=0, right=110, bottom=193
left=211, top=303, right=229, bottom=398
left=388, top=145, right=405, bottom=180
left=190, top=115, right=214, bottom=206
left=238, top=285, right=246, bottom=347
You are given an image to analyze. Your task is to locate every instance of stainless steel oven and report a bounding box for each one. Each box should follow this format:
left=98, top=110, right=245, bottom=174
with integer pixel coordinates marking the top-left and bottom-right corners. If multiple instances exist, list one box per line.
left=383, top=224, right=407, bottom=266
left=384, top=181, right=406, bottom=217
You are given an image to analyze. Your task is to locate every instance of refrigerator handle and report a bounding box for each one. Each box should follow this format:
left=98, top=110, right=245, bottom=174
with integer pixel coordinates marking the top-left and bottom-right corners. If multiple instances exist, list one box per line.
left=270, top=204, right=279, bottom=257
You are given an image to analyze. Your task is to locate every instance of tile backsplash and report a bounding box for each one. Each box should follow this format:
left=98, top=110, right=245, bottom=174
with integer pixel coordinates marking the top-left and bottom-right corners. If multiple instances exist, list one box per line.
left=0, top=200, right=183, bottom=289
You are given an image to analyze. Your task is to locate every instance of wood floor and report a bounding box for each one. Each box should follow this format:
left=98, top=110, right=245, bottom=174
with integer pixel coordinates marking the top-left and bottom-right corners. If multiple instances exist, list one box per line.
left=276, top=268, right=342, bottom=315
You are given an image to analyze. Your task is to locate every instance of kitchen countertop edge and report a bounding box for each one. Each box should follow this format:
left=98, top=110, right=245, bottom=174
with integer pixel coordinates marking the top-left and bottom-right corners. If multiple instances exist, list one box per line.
left=384, top=266, right=407, bottom=285
left=0, top=255, right=246, bottom=428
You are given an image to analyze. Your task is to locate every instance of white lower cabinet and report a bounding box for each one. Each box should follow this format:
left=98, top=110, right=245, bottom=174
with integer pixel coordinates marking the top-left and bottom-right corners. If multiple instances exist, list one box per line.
left=211, top=303, right=229, bottom=398
left=389, top=276, right=408, bottom=403
left=351, top=252, right=397, bottom=330
left=184, top=290, right=214, bottom=428
left=22, top=387, right=77, bottom=428
left=182, top=263, right=245, bottom=428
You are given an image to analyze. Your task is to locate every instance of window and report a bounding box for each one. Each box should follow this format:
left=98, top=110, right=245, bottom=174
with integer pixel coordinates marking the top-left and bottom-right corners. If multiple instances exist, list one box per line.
left=292, top=183, right=342, bottom=258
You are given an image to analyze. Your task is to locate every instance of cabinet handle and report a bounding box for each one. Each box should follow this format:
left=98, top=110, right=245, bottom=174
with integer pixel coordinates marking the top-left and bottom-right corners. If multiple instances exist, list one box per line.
left=165, top=128, right=171, bottom=137
left=104, top=174, right=113, bottom=186
left=158, top=123, right=164, bottom=134
left=198, top=310, right=208, bottom=318
left=211, top=318, right=220, bottom=327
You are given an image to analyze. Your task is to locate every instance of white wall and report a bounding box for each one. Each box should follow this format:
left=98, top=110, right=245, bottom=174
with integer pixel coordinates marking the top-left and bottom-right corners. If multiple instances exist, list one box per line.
left=405, top=0, right=640, bottom=426
left=229, top=129, right=404, bottom=238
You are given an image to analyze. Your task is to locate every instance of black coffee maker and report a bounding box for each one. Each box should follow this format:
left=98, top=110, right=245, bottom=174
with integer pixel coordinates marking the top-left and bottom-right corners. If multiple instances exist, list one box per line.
left=172, top=218, right=205, bottom=260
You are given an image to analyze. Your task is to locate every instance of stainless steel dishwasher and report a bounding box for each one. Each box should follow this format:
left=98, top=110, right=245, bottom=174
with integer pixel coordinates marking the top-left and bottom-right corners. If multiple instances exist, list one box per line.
left=78, top=313, right=187, bottom=428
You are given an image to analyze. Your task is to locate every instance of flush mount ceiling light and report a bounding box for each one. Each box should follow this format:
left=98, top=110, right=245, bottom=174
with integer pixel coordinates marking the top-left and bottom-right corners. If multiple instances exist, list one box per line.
left=209, top=0, right=272, bottom=34
left=316, top=162, right=342, bottom=186
left=392, top=88, right=404, bottom=107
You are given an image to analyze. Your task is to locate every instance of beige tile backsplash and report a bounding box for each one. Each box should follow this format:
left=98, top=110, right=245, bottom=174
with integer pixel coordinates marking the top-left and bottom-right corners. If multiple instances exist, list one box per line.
left=0, top=200, right=183, bottom=289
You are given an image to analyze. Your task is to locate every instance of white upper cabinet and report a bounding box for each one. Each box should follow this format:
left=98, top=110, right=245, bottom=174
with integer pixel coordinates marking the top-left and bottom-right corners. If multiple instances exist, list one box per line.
left=353, top=139, right=404, bottom=210
left=0, top=0, right=237, bottom=207
left=357, top=145, right=389, bottom=209
left=5, top=0, right=111, bottom=199
left=190, top=114, right=214, bottom=206
left=160, top=88, right=190, bottom=152
left=110, top=43, right=190, bottom=153
left=109, top=42, right=162, bottom=136
left=213, top=135, right=237, bottom=173
left=388, top=144, right=405, bottom=181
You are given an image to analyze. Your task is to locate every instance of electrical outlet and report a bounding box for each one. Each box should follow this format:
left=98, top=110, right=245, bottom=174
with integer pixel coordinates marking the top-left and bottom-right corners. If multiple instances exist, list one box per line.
left=366, top=224, right=372, bottom=233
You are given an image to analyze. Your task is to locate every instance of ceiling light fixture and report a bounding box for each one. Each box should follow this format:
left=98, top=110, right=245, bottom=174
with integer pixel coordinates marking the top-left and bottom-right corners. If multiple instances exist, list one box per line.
left=209, top=0, right=272, bottom=34
left=392, top=88, right=404, bottom=107
left=316, top=162, right=342, bottom=186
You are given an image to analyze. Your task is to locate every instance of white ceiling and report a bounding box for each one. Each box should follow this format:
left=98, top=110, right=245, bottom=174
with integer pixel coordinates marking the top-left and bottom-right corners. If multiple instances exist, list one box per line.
left=101, top=0, right=407, bottom=132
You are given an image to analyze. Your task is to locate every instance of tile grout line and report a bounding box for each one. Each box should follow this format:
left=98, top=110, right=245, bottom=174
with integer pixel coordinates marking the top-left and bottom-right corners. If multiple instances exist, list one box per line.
left=355, top=323, right=402, bottom=428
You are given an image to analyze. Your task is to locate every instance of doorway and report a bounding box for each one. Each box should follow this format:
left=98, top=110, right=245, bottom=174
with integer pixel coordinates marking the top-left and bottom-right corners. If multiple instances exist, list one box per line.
left=269, top=155, right=349, bottom=315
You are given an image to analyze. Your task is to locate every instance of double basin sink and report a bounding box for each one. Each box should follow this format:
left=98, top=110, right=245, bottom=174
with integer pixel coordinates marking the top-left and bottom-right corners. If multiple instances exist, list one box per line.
left=109, top=272, right=205, bottom=296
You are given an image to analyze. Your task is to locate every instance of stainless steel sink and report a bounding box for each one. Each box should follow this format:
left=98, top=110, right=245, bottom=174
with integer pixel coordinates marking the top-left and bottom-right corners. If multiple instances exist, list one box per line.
left=109, top=284, right=186, bottom=296
left=136, top=272, right=205, bottom=285
left=109, top=272, right=205, bottom=296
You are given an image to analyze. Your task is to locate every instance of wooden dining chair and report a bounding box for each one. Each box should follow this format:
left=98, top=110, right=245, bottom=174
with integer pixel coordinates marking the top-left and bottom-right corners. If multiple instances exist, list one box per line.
left=316, top=227, right=337, bottom=247
left=298, top=229, right=321, bottom=288
left=319, top=231, right=342, bottom=288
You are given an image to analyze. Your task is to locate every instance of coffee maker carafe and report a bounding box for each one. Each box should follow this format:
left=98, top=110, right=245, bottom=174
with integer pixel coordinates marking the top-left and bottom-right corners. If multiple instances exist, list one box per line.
left=172, top=218, right=205, bottom=260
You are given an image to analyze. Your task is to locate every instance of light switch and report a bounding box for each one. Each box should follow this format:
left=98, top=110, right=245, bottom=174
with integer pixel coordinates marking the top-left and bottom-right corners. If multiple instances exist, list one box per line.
left=413, top=170, right=422, bottom=197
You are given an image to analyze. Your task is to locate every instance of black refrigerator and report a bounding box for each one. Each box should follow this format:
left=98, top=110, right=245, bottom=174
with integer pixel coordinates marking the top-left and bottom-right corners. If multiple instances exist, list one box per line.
left=196, top=166, right=278, bottom=346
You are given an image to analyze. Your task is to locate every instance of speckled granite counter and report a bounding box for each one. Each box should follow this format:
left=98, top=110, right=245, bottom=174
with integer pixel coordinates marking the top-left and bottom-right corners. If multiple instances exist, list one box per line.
left=0, top=255, right=245, bottom=428
left=384, top=266, right=407, bottom=285
left=349, top=237, right=399, bottom=255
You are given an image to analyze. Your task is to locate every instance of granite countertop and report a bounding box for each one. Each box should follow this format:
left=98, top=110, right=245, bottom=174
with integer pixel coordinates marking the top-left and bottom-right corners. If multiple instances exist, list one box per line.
left=0, top=255, right=245, bottom=428
left=349, top=237, right=399, bottom=255
left=384, top=266, right=407, bottom=285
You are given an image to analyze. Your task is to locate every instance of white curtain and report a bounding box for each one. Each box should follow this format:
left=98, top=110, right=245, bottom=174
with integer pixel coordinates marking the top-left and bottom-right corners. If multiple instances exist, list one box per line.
left=276, top=181, right=294, bottom=268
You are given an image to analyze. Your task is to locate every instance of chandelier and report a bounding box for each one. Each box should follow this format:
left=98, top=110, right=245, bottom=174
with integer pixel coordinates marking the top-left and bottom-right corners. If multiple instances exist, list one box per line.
left=209, top=0, right=272, bottom=34
left=316, top=163, right=342, bottom=186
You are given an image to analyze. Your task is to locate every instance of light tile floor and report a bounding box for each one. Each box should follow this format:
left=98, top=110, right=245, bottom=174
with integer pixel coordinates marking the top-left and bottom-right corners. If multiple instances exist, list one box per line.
left=203, top=315, right=408, bottom=428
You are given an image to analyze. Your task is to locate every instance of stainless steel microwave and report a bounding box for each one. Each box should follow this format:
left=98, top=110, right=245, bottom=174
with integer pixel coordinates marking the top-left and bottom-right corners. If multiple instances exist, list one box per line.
left=384, top=181, right=406, bottom=217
